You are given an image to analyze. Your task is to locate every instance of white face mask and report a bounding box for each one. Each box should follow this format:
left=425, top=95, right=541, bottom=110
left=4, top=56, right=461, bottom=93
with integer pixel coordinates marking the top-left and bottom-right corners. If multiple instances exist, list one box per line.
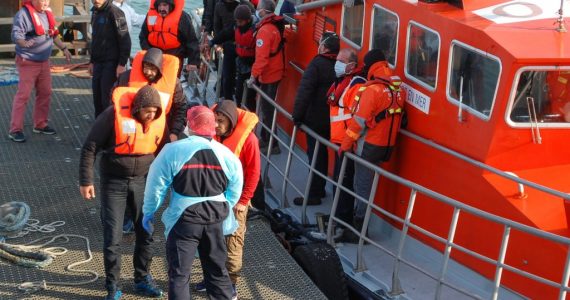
left=334, top=61, right=347, bottom=78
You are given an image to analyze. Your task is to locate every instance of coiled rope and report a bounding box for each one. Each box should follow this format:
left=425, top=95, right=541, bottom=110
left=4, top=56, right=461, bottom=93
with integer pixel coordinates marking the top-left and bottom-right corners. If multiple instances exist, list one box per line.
left=0, top=202, right=98, bottom=294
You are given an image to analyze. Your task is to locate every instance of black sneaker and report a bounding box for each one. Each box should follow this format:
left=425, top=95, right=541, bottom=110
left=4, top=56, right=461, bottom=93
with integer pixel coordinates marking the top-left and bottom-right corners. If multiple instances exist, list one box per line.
left=134, top=275, right=163, bottom=298
left=104, top=288, right=122, bottom=300
left=33, top=125, right=56, bottom=135
left=195, top=280, right=206, bottom=292
left=8, top=131, right=25, bottom=142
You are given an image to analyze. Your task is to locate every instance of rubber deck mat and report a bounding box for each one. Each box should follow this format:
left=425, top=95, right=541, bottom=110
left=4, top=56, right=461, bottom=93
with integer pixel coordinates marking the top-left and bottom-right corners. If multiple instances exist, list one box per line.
left=0, top=58, right=326, bottom=300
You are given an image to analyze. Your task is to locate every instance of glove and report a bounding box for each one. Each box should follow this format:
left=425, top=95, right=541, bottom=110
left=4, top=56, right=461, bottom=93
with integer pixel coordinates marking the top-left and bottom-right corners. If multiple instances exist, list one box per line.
left=246, top=76, right=256, bottom=88
left=142, top=214, right=154, bottom=235
left=339, top=137, right=355, bottom=156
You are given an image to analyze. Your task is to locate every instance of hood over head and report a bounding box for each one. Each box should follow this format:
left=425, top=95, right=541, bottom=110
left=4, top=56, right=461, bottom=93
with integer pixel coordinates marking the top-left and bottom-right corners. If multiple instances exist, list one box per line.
left=131, top=85, right=163, bottom=121
left=142, top=48, right=164, bottom=82
left=214, top=100, right=238, bottom=131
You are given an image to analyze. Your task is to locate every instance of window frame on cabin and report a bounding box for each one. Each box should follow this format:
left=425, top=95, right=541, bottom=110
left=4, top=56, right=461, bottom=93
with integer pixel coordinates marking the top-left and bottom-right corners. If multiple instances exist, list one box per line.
left=340, top=0, right=365, bottom=49
left=446, top=40, right=502, bottom=121
left=369, top=4, right=399, bottom=69
left=506, top=66, right=570, bottom=128
left=404, top=21, right=441, bottom=92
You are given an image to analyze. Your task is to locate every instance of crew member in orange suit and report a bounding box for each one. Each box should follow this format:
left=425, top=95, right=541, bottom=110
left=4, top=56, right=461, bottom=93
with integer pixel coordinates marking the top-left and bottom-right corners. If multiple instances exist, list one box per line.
left=340, top=49, right=406, bottom=238
left=248, top=0, right=285, bottom=154
left=327, top=48, right=365, bottom=242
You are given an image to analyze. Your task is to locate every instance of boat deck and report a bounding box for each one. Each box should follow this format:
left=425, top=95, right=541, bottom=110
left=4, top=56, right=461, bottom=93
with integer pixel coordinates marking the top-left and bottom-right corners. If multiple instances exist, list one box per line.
left=0, top=58, right=325, bottom=300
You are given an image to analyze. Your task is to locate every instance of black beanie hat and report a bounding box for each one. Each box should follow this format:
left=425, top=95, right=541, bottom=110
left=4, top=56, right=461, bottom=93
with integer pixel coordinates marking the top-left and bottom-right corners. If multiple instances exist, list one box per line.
left=234, top=4, right=252, bottom=21
left=320, top=31, right=340, bottom=54
left=214, top=100, right=238, bottom=132
left=363, top=49, right=386, bottom=67
left=131, top=85, right=163, bottom=121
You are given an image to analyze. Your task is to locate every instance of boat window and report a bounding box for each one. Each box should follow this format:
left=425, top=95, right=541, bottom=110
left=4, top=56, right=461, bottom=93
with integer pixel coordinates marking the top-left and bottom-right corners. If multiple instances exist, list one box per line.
left=405, top=23, right=440, bottom=90
left=370, top=5, right=398, bottom=67
left=341, top=0, right=364, bottom=48
left=447, top=41, right=501, bottom=119
left=510, top=70, right=570, bottom=124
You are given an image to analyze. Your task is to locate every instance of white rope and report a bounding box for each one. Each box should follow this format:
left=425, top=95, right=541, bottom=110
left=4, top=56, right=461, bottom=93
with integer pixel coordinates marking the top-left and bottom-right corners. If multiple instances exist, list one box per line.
left=0, top=218, right=99, bottom=294
left=15, top=234, right=99, bottom=294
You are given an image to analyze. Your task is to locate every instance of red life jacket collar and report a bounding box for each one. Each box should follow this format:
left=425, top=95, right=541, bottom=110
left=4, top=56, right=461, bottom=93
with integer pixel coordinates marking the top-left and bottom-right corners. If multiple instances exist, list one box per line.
left=23, top=2, right=58, bottom=38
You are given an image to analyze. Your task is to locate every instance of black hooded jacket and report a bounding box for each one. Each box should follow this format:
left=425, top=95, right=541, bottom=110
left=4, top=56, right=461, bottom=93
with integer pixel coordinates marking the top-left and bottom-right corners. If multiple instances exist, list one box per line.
left=90, top=0, right=131, bottom=66
left=292, top=53, right=337, bottom=136
left=115, top=49, right=187, bottom=136
left=79, top=86, right=163, bottom=186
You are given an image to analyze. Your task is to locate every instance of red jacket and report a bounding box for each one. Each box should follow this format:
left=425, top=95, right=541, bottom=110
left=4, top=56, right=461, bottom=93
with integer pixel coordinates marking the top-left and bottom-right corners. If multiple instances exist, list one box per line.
left=251, top=14, right=284, bottom=84
left=342, top=61, right=406, bottom=151
left=237, top=133, right=261, bottom=205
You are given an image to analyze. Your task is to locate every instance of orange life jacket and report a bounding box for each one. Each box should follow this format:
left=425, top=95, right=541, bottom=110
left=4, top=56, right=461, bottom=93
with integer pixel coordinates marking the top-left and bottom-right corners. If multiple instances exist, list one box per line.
left=214, top=107, right=259, bottom=157
left=113, top=87, right=168, bottom=155
left=23, top=2, right=59, bottom=38
left=348, top=75, right=405, bottom=147
left=146, top=0, right=184, bottom=50
left=328, top=75, right=365, bottom=144
left=128, top=50, right=178, bottom=113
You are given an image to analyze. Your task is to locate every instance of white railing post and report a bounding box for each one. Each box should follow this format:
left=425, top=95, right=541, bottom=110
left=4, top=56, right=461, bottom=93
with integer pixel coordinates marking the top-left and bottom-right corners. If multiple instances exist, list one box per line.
left=492, top=225, right=511, bottom=300
left=558, top=245, right=570, bottom=299
left=390, top=188, right=417, bottom=296
left=435, top=207, right=461, bottom=299
left=327, top=154, right=349, bottom=246
left=280, top=126, right=299, bottom=208
left=301, top=141, right=320, bottom=225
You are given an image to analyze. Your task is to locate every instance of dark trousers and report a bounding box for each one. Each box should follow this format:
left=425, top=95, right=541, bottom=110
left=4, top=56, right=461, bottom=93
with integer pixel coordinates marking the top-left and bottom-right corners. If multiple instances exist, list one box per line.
left=166, top=218, right=232, bottom=300
left=306, top=134, right=328, bottom=198
left=236, top=72, right=256, bottom=110
left=333, top=150, right=355, bottom=225
left=92, top=61, right=117, bottom=118
left=100, top=175, right=153, bottom=289
left=221, top=42, right=236, bottom=101
left=258, top=81, right=280, bottom=145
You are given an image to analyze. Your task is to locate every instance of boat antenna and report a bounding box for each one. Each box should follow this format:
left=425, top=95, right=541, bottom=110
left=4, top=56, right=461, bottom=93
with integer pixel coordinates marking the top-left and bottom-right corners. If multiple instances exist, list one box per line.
left=557, top=0, right=567, bottom=32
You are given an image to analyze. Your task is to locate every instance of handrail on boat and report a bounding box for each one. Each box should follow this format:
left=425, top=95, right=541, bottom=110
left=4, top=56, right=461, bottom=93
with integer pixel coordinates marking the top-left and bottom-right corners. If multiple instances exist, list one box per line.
left=246, top=78, right=570, bottom=299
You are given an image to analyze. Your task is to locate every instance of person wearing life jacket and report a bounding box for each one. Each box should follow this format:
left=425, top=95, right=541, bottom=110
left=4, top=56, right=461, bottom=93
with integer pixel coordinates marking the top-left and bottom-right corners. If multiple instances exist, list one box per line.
left=114, top=48, right=188, bottom=235
left=340, top=49, right=406, bottom=237
left=115, top=48, right=187, bottom=143
left=327, top=48, right=366, bottom=240
left=546, top=71, right=570, bottom=122
left=209, top=0, right=255, bottom=101
left=8, top=0, right=72, bottom=143
left=192, top=100, right=260, bottom=299
left=248, top=0, right=285, bottom=153
left=142, top=106, right=243, bottom=300
left=139, top=0, right=200, bottom=77
left=79, top=85, right=166, bottom=300
left=234, top=5, right=257, bottom=110
left=291, top=31, right=339, bottom=206
left=89, top=0, right=131, bottom=118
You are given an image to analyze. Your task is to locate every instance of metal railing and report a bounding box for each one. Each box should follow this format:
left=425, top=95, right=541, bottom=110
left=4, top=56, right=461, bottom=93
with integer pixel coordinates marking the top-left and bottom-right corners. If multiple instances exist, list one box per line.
left=246, top=73, right=570, bottom=300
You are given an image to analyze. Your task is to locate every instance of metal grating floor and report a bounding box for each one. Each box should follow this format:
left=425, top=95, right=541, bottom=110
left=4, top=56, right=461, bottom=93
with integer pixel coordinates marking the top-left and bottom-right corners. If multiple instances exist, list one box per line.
left=0, top=58, right=326, bottom=300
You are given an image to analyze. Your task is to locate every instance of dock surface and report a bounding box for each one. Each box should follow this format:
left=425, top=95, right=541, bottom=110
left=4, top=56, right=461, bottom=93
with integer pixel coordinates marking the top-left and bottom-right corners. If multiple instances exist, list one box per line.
left=0, top=58, right=326, bottom=300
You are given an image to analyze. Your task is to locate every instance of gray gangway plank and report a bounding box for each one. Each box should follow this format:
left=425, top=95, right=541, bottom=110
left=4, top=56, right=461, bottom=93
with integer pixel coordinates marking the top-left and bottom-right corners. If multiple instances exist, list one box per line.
left=0, top=58, right=326, bottom=300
